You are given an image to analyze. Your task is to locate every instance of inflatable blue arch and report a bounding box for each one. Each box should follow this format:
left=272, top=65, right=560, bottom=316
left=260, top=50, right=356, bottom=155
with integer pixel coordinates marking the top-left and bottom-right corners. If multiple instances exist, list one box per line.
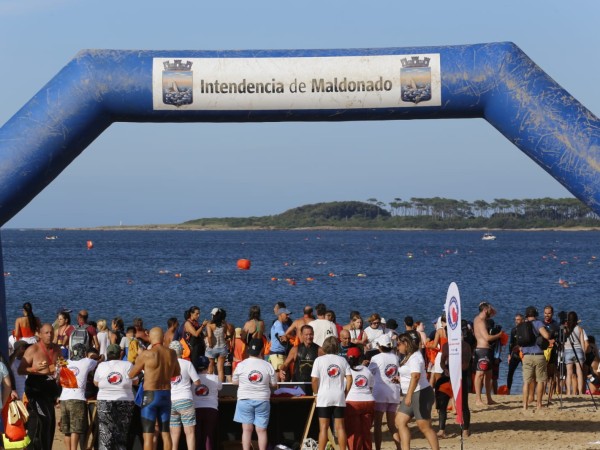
left=1, top=42, right=599, bottom=350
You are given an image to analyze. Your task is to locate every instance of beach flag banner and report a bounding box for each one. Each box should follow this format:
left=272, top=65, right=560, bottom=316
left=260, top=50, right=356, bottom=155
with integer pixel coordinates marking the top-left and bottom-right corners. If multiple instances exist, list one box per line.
left=445, top=282, right=463, bottom=425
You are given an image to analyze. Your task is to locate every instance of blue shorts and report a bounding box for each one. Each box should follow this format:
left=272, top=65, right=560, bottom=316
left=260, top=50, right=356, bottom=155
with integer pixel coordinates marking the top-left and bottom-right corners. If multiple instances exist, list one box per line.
left=206, top=346, right=228, bottom=359
left=141, top=390, right=172, bottom=433
left=564, top=348, right=585, bottom=365
left=234, top=399, right=271, bottom=429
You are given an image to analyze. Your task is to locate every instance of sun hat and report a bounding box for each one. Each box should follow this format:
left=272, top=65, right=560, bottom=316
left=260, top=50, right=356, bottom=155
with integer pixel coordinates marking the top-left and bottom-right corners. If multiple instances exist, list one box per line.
left=376, top=334, right=392, bottom=348
left=106, top=344, right=121, bottom=358
left=169, top=340, right=183, bottom=357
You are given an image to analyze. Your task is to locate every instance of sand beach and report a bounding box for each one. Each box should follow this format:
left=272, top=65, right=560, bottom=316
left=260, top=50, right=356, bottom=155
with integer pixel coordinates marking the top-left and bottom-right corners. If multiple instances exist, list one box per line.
left=49, top=393, right=600, bottom=450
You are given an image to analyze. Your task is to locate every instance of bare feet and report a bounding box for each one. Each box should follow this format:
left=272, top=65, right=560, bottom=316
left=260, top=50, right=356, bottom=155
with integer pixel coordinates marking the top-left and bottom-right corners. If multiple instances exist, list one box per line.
left=475, top=400, right=487, bottom=407
left=462, top=429, right=471, bottom=438
left=437, top=430, right=447, bottom=438
left=487, top=399, right=499, bottom=405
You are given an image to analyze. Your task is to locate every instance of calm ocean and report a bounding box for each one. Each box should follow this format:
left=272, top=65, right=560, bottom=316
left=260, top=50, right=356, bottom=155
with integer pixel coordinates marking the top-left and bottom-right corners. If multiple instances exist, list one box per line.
left=2, top=229, right=599, bottom=389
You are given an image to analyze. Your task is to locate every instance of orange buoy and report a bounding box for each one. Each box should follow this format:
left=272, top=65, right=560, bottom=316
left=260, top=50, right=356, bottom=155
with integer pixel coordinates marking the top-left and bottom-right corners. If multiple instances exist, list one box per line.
left=497, top=385, right=509, bottom=395
left=237, top=259, right=251, bottom=270
left=86, top=240, right=94, bottom=250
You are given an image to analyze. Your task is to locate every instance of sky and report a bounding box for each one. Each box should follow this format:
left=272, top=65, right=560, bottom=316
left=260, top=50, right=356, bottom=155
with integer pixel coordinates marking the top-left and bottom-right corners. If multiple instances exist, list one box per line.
left=0, top=0, right=598, bottom=228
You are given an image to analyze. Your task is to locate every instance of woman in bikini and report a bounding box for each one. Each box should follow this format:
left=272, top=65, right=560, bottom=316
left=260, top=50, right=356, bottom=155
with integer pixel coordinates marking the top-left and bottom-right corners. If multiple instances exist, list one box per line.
left=14, top=302, right=41, bottom=341
left=241, top=305, right=264, bottom=346
left=53, top=310, right=75, bottom=358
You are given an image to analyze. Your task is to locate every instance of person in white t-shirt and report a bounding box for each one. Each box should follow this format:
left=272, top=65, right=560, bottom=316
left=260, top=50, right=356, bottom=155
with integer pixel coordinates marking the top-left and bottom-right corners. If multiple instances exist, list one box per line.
left=309, top=303, right=338, bottom=347
left=169, top=341, right=200, bottom=450
left=363, top=314, right=385, bottom=353
left=344, top=347, right=375, bottom=450
left=59, top=343, right=98, bottom=450
left=395, top=333, right=439, bottom=450
left=94, top=343, right=137, bottom=450
left=368, top=333, right=401, bottom=450
left=311, top=336, right=351, bottom=450
left=232, top=339, right=277, bottom=450
left=193, top=356, right=222, bottom=450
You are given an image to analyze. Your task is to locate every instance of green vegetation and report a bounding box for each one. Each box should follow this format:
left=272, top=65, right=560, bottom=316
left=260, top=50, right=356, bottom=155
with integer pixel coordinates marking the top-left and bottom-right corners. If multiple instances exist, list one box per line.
left=181, top=197, right=600, bottom=230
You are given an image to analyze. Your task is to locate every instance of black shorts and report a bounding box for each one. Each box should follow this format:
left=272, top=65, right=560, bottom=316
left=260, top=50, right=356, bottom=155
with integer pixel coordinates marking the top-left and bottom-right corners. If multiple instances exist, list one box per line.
left=316, top=406, right=345, bottom=419
left=474, top=348, right=494, bottom=372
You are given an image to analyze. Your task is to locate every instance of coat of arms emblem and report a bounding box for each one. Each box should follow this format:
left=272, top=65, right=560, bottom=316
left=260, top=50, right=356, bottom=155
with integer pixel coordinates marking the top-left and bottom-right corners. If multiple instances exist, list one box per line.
left=162, top=60, right=193, bottom=107
left=400, top=56, right=432, bottom=104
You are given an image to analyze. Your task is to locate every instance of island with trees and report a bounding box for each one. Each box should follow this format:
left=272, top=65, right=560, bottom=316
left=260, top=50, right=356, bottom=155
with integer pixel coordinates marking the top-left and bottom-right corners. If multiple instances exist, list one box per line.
left=179, top=197, right=600, bottom=230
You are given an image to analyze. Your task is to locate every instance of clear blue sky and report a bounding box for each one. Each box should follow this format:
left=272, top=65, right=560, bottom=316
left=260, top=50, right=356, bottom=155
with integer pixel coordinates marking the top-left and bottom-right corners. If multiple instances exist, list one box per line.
left=1, top=0, right=598, bottom=228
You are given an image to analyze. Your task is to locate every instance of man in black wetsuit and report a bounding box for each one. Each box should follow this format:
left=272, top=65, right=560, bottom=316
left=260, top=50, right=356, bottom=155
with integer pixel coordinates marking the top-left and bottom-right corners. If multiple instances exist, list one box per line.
left=278, top=325, right=323, bottom=395
left=506, top=314, right=524, bottom=394
left=19, top=324, right=62, bottom=450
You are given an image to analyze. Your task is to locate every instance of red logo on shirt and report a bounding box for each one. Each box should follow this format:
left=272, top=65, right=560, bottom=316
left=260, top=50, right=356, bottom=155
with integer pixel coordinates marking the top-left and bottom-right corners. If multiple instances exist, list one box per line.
left=354, top=375, right=368, bottom=387
left=171, top=375, right=182, bottom=385
left=107, top=372, right=123, bottom=385
left=195, top=384, right=209, bottom=396
left=385, top=364, right=398, bottom=379
left=327, top=364, right=341, bottom=378
left=248, top=370, right=263, bottom=383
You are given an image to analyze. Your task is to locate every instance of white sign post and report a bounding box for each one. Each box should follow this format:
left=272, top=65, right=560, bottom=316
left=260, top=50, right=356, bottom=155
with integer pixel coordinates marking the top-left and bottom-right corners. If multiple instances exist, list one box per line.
left=445, top=282, right=463, bottom=429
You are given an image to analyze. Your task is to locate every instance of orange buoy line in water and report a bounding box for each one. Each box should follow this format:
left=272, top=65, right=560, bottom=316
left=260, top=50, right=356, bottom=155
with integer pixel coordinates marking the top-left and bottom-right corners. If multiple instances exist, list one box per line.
left=86, top=240, right=94, bottom=250
left=237, top=259, right=251, bottom=270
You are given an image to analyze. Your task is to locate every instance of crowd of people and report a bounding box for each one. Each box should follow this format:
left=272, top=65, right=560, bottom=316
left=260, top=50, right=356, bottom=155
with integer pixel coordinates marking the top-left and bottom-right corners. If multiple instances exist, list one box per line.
left=1, top=300, right=599, bottom=450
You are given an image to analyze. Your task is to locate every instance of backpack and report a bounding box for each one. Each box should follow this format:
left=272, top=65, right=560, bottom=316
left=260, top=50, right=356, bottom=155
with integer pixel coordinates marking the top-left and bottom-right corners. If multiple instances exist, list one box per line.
left=515, top=321, right=536, bottom=347
left=128, top=338, right=140, bottom=363
left=69, top=325, right=90, bottom=355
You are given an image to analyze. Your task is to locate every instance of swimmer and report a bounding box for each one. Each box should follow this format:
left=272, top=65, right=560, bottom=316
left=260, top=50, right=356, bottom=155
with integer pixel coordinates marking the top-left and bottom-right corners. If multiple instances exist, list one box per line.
left=129, top=327, right=181, bottom=450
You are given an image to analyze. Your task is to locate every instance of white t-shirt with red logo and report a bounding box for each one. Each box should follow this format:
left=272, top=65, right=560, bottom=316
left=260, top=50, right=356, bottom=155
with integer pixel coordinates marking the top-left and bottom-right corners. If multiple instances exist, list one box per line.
left=368, top=351, right=400, bottom=404
left=171, top=358, right=200, bottom=401
left=398, top=351, right=429, bottom=394
left=94, top=359, right=135, bottom=401
left=192, top=373, right=222, bottom=410
left=233, top=357, right=276, bottom=401
left=59, top=357, right=98, bottom=401
left=345, top=365, right=375, bottom=402
left=310, top=354, right=350, bottom=407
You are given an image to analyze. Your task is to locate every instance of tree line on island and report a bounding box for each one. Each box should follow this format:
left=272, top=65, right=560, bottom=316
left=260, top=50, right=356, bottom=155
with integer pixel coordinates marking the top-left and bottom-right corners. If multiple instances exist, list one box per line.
left=182, top=197, right=600, bottom=229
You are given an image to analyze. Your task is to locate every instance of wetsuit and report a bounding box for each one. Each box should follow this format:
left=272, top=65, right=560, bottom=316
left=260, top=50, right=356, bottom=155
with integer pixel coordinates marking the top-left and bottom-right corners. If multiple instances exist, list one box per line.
left=185, top=319, right=205, bottom=367
left=293, top=343, right=319, bottom=395
left=140, top=390, right=172, bottom=433
left=25, top=374, right=62, bottom=450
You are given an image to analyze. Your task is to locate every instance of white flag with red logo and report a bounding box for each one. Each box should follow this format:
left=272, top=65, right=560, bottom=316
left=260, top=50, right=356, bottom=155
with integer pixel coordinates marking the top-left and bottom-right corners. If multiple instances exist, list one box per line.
left=445, top=282, right=463, bottom=425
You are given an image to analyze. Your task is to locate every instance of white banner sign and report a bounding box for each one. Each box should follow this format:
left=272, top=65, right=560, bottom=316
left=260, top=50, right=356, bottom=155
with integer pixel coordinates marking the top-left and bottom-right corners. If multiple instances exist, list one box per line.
left=445, top=282, right=463, bottom=425
left=152, top=54, right=441, bottom=111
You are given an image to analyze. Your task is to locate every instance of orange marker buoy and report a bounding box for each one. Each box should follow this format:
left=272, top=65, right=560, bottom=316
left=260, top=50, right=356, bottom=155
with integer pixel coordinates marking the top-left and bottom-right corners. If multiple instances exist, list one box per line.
left=86, top=240, right=94, bottom=250
left=497, top=385, right=509, bottom=395
left=174, top=273, right=182, bottom=278
left=237, top=259, right=251, bottom=270
left=271, top=277, right=279, bottom=281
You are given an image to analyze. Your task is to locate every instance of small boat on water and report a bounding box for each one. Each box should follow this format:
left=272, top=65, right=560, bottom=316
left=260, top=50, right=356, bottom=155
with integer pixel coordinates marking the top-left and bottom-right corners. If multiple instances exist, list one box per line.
left=482, top=232, right=497, bottom=241
left=45, top=235, right=58, bottom=240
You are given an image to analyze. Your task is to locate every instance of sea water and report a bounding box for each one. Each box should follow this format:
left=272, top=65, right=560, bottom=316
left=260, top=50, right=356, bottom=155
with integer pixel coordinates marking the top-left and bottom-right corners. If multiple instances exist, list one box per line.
left=2, top=229, right=600, bottom=390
